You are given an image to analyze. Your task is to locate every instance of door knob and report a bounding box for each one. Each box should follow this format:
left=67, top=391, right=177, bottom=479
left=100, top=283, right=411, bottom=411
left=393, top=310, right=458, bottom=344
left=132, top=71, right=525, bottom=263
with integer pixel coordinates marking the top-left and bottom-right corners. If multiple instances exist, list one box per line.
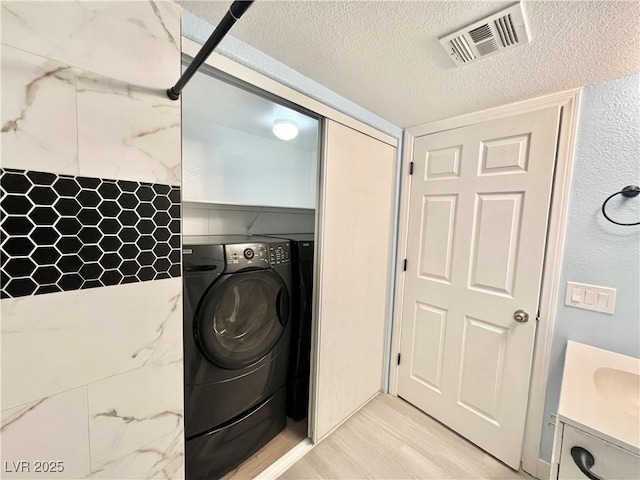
left=514, top=310, right=529, bottom=323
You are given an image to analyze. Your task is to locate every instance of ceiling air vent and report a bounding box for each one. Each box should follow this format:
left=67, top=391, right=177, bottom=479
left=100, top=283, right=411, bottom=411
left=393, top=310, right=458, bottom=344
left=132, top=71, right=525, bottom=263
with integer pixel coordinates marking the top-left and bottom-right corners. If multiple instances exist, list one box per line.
left=439, top=3, right=531, bottom=67
left=450, top=35, right=476, bottom=63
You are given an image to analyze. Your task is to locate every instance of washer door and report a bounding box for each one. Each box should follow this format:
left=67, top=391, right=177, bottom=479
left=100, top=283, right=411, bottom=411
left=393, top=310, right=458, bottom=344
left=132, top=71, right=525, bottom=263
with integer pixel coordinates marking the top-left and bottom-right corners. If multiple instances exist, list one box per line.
left=195, top=269, right=289, bottom=369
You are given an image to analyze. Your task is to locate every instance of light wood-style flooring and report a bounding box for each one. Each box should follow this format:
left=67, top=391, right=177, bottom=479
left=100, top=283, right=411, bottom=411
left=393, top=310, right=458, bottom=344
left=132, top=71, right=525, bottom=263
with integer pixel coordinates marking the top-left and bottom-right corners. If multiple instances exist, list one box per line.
left=222, top=418, right=308, bottom=480
left=280, top=394, right=527, bottom=479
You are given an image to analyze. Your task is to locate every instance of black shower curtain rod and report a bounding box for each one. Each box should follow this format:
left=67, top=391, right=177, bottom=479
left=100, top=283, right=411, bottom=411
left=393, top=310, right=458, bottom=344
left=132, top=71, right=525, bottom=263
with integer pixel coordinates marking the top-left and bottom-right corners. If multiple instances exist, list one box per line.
left=166, top=0, right=254, bottom=100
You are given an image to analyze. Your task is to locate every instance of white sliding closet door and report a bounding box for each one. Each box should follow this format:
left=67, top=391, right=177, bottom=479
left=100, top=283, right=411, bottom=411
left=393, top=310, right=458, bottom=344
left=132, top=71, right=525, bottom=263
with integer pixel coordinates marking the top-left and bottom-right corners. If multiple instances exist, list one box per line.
left=312, top=120, right=396, bottom=441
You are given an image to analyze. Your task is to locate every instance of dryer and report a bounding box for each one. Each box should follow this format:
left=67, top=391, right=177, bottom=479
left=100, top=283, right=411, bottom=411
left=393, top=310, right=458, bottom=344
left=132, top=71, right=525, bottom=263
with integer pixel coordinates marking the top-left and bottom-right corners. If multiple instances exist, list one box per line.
left=261, top=233, right=315, bottom=420
left=182, top=235, right=292, bottom=479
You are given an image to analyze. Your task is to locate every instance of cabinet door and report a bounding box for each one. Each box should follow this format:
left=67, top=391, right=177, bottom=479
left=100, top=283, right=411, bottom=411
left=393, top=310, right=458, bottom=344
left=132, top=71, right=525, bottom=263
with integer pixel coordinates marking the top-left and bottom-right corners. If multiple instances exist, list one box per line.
left=312, top=120, right=396, bottom=441
left=558, top=424, right=640, bottom=479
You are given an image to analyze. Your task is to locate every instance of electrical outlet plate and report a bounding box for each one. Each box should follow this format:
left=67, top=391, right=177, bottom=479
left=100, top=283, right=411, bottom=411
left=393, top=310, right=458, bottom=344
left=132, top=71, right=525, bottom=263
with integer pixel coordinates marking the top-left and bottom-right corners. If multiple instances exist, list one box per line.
left=565, top=282, right=616, bottom=314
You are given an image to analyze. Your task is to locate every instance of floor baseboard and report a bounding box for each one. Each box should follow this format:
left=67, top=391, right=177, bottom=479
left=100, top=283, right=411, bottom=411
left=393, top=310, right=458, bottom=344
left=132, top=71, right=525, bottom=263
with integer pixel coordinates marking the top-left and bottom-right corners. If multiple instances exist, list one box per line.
left=537, top=459, right=551, bottom=480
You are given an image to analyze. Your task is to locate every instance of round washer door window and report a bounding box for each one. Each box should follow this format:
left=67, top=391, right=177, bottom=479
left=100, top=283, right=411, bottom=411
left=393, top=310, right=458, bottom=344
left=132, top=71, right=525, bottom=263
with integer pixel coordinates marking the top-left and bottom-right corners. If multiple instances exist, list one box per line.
left=195, top=270, right=289, bottom=369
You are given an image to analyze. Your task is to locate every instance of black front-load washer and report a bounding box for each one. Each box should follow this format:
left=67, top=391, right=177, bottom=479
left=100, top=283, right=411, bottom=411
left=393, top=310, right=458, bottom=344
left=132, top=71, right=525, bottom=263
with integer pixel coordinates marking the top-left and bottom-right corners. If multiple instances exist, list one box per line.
left=182, top=235, right=292, bottom=479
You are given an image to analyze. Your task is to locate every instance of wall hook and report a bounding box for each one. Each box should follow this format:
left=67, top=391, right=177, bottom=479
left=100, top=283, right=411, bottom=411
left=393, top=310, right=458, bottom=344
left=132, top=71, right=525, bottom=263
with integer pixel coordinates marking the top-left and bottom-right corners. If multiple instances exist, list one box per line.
left=601, top=185, right=640, bottom=226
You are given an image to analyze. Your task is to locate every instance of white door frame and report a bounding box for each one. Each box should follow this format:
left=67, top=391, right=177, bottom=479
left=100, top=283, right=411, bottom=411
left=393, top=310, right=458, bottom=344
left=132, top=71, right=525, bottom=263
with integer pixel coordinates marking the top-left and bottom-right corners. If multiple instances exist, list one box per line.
left=389, top=89, right=581, bottom=479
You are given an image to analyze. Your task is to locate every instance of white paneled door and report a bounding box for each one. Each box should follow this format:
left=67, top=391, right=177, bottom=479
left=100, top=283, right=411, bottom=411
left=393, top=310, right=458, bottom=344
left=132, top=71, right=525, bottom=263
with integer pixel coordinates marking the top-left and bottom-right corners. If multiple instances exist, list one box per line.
left=397, top=106, right=561, bottom=469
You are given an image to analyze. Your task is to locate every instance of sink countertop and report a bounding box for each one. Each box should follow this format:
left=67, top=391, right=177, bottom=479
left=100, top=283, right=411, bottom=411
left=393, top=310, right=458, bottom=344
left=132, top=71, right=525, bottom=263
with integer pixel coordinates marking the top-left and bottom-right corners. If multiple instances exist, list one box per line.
left=558, top=341, right=640, bottom=455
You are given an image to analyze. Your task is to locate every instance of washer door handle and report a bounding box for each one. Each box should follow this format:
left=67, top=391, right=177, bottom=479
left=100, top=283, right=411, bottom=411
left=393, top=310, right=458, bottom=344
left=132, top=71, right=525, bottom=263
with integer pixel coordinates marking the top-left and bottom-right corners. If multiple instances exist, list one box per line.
left=275, top=288, right=289, bottom=326
left=184, top=265, right=218, bottom=273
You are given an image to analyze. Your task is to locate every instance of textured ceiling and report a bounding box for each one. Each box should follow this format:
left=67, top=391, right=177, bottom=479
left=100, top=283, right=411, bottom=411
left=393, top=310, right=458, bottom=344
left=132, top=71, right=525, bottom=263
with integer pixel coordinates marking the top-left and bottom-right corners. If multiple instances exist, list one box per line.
left=178, top=1, right=640, bottom=128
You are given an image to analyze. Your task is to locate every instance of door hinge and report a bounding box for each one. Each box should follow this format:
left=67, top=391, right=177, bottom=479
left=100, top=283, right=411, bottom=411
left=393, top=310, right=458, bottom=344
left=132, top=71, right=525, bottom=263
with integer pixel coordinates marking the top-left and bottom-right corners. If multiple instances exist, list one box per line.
left=409, top=162, right=414, bottom=175
left=536, top=310, right=540, bottom=322
left=403, top=259, right=407, bottom=271
left=397, top=353, right=401, bottom=365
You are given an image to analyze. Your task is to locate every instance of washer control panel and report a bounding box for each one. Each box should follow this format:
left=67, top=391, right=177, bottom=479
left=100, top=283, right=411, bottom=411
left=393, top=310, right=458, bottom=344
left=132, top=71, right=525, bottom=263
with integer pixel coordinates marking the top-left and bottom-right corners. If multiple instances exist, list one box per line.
left=268, top=242, right=291, bottom=265
left=224, top=243, right=268, bottom=273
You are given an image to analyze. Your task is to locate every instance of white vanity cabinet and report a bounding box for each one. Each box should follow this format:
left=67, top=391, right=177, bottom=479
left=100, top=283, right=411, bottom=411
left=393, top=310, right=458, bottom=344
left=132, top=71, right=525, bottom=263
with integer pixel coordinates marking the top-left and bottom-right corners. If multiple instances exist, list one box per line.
left=555, top=424, right=639, bottom=479
left=551, top=341, right=640, bottom=479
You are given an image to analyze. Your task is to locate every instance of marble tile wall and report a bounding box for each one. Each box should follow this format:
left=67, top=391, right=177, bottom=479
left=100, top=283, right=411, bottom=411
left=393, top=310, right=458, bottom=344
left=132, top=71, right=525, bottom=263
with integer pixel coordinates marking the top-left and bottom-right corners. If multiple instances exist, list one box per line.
left=75, top=71, right=181, bottom=185
left=1, top=3, right=181, bottom=183
left=1, top=387, right=91, bottom=479
left=1, top=45, right=78, bottom=174
left=0, top=2, right=184, bottom=479
left=1, top=1, right=179, bottom=90
left=88, top=362, right=183, bottom=479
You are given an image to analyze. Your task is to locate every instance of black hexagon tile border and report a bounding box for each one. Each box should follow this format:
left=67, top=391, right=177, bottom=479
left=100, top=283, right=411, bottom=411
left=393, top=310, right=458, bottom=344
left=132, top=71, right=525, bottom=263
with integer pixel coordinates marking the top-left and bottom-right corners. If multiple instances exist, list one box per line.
left=0, top=168, right=181, bottom=299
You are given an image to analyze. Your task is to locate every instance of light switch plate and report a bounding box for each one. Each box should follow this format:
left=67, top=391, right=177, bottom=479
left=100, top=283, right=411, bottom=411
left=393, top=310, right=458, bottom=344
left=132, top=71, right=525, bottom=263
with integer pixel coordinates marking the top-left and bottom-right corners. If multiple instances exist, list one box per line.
left=565, top=282, right=616, bottom=314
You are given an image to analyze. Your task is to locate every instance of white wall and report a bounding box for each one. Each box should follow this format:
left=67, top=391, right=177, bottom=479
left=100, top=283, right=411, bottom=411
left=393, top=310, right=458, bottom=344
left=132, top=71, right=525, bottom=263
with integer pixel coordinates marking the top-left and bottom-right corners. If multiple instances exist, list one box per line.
left=0, top=2, right=184, bottom=479
left=183, top=117, right=317, bottom=208
left=182, top=203, right=315, bottom=237
left=539, top=73, right=640, bottom=462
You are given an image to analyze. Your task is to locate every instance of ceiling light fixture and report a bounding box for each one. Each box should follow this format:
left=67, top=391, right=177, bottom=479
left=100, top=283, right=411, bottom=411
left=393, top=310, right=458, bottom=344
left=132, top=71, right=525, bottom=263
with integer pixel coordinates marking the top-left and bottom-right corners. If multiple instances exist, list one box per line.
left=272, top=120, right=298, bottom=140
